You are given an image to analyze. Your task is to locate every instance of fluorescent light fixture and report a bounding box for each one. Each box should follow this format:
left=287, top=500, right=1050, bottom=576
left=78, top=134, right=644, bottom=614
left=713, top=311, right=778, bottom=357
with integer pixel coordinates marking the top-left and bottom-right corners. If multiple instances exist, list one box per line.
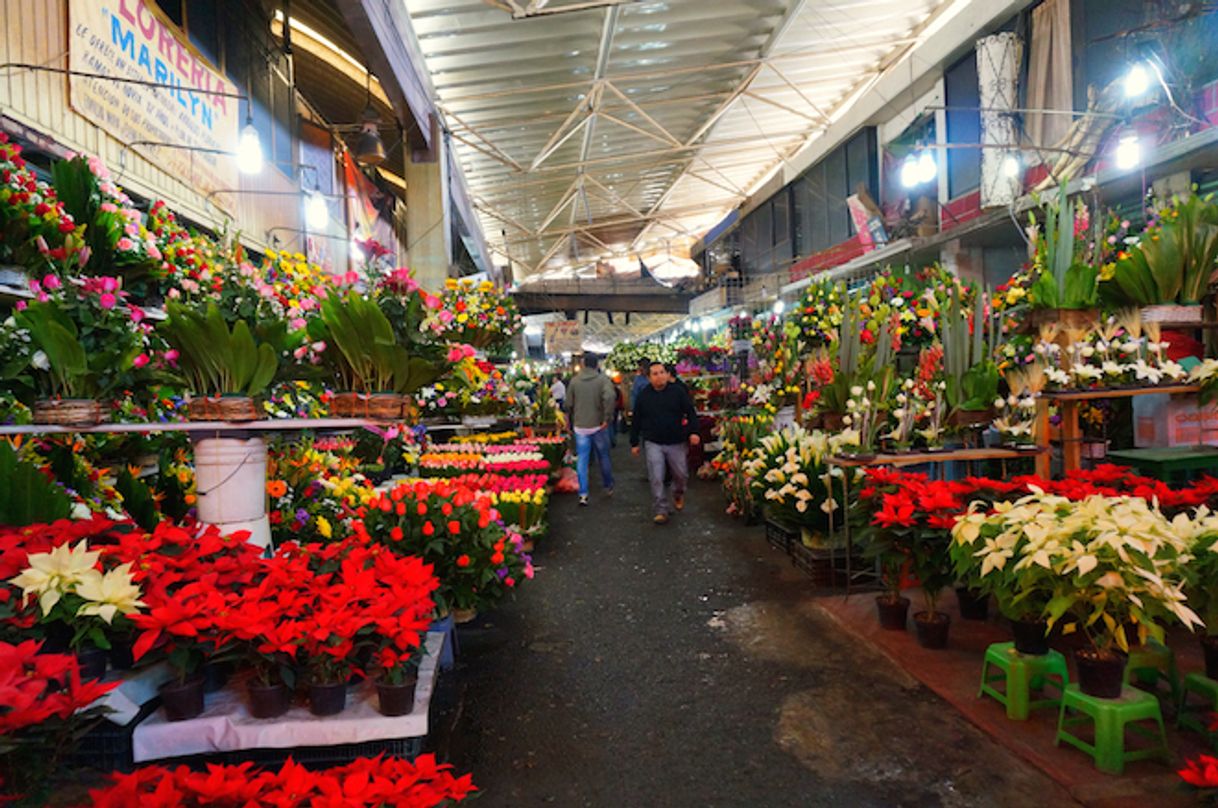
left=1123, top=62, right=1151, bottom=99
left=305, top=189, right=328, bottom=230
left=1114, top=134, right=1142, bottom=170
left=236, top=122, right=263, bottom=175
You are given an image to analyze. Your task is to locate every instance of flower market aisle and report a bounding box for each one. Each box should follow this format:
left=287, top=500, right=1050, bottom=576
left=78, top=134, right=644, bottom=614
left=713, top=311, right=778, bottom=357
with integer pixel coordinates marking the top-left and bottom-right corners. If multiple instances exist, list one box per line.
left=432, top=443, right=1072, bottom=807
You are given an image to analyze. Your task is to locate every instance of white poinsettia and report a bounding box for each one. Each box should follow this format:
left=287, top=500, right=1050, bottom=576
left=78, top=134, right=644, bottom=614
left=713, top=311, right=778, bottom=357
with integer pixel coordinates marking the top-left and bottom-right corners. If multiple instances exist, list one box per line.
left=74, top=563, right=145, bottom=624
left=9, top=541, right=102, bottom=616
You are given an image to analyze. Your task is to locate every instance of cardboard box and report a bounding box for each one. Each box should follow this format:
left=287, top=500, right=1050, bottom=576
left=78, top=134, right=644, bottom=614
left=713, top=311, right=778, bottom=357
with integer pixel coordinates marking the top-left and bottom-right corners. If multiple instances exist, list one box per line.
left=1133, top=394, right=1218, bottom=447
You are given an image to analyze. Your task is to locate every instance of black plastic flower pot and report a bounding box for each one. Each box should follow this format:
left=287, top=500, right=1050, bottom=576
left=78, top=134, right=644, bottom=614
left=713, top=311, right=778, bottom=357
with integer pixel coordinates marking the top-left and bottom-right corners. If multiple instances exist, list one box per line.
left=913, top=611, right=951, bottom=650
left=308, top=681, right=347, bottom=716
left=375, top=675, right=419, bottom=717
left=955, top=588, right=990, bottom=621
left=202, top=660, right=231, bottom=694
left=160, top=676, right=206, bottom=722
left=75, top=644, right=109, bottom=681
left=1011, top=618, right=1051, bottom=656
left=875, top=595, right=910, bottom=631
left=1075, top=650, right=1127, bottom=699
left=1202, top=636, right=1218, bottom=680
left=247, top=681, right=292, bottom=719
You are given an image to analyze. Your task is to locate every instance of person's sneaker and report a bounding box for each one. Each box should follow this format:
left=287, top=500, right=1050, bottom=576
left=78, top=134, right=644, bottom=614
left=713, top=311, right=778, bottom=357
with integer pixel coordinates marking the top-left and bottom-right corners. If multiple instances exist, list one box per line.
left=579, top=495, right=589, bottom=506
left=673, top=495, right=685, bottom=511
left=653, top=513, right=669, bottom=525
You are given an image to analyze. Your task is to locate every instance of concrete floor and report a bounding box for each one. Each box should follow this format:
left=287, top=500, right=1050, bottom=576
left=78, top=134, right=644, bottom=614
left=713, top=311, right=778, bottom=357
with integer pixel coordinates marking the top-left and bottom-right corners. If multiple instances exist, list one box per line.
left=432, top=443, right=1078, bottom=807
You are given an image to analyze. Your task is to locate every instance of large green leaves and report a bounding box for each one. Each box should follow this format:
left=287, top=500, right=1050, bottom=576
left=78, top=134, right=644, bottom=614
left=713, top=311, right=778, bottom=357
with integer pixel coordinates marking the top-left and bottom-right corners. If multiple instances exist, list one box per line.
left=15, top=301, right=91, bottom=398
left=0, top=441, right=73, bottom=526
left=161, top=302, right=279, bottom=396
left=318, top=294, right=441, bottom=393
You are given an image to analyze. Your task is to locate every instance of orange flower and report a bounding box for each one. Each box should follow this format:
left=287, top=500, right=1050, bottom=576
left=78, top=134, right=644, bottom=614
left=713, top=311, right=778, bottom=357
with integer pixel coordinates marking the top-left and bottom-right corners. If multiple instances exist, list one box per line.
left=266, top=480, right=288, bottom=498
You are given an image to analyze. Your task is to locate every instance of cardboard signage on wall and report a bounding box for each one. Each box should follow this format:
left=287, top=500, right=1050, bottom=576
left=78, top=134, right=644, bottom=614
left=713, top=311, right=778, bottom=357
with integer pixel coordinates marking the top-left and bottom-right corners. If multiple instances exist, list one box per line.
left=544, top=321, right=583, bottom=355
left=68, top=0, right=239, bottom=201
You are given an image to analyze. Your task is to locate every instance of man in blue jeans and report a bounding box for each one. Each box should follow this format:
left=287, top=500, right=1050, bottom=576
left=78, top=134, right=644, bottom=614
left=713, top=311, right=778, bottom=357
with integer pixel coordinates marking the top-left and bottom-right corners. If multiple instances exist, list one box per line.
left=630, top=361, right=700, bottom=524
left=563, top=354, right=616, bottom=506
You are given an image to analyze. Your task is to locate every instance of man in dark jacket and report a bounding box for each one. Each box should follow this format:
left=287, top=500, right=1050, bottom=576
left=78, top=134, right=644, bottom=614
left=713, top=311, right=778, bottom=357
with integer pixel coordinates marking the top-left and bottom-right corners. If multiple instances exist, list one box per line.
left=630, top=361, right=701, bottom=524
left=563, top=354, right=616, bottom=505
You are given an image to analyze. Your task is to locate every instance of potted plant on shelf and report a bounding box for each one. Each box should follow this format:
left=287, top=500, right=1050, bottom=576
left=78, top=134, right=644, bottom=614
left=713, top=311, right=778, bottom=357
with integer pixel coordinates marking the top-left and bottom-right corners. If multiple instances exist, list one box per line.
left=1101, top=191, right=1218, bottom=323
left=158, top=302, right=280, bottom=421
left=1025, top=184, right=1101, bottom=329
left=310, top=294, right=440, bottom=419
left=369, top=641, right=426, bottom=718
left=215, top=584, right=302, bottom=720
left=940, top=289, right=1000, bottom=430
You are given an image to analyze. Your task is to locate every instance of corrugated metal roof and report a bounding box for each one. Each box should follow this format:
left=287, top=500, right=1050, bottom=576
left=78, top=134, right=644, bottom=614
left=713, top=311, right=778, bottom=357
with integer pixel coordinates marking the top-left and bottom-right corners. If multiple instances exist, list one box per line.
left=405, top=0, right=951, bottom=281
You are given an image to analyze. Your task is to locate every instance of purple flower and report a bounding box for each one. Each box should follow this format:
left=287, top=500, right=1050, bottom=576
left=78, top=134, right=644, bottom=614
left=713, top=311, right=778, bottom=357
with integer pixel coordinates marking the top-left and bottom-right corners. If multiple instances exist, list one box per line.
left=295, top=508, right=309, bottom=524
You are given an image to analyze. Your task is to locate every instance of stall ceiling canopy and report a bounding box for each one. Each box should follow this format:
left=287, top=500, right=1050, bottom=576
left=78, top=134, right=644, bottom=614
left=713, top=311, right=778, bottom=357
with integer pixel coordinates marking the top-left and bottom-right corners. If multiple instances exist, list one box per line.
left=403, top=0, right=953, bottom=283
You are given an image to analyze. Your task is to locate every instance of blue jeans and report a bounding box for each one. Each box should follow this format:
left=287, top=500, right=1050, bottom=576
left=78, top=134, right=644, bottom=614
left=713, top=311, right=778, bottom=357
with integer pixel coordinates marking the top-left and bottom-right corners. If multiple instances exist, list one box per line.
left=575, top=427, right=614, bottom=496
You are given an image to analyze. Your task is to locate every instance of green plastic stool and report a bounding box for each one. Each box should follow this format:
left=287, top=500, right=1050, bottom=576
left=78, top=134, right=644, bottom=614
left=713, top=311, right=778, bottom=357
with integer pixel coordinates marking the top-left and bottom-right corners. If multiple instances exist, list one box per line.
left=1177, top=672, right=1218, bottom=734
left=1125, top=640, right=1179, bottom=707
left=978, top=642, right=1069, bottom=720
left=1055, top=684, right=1170, bottom=774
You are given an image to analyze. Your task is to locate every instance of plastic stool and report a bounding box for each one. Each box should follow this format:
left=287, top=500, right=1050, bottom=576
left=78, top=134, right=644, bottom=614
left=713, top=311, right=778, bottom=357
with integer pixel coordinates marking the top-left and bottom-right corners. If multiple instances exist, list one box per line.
left=428, top=614, right=457, bottom=672
left=978, top=642, right=1069, bottom=720
left=1055, top=684, right=1170, bottom=774
left=1177, top=672, right=1218, bottom=733
left=1125, top=640, right=1179, bottom=706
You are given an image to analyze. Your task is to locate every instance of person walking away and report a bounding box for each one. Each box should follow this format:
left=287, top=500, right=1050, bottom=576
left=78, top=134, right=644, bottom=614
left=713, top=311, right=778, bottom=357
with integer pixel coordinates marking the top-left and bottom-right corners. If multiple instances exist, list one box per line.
left=631, top=361, right=700, bottom=524
left=563, top=355, right=616, bottom=506
left=550, top=375, right=567, bottom=413
left=630, top=360, right=649, bottom=419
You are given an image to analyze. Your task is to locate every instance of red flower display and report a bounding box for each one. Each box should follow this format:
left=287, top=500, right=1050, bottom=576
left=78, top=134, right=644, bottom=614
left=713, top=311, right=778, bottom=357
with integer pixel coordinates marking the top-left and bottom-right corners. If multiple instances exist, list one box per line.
left=86, top=753, right=476, bottom=807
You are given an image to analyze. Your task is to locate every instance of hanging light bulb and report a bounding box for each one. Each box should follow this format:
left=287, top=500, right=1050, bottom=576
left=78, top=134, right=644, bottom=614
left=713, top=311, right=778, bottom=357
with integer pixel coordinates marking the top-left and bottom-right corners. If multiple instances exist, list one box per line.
left=305, top=188, right=328, bottom=230
left=899, top=154, right=919, bottom=189
left=1001, top=153, right=1021, bottom=179
left=236, top=119, right=263, bottom=175
left=772, top=299, right=786, bottom=315
left=1114, top=134, right=1142, bottom=170
left=916, top=150, right=937, bottom=184
left=1123, top=62, right=1151, bottom=99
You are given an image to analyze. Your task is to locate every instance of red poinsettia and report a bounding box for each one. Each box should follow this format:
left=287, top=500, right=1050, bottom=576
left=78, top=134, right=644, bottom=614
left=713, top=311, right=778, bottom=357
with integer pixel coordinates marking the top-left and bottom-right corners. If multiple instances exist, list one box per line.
left=1179, top=754, right=1218, bottom=789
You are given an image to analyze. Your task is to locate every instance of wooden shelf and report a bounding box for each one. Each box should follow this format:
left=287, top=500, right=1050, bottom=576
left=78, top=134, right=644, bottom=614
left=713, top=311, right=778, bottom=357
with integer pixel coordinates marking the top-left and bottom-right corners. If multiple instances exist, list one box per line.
left=1041, top=385, right=1199, bottom=402
left=829, top=446, right=1044, bottom=468
left=0, top=418, right=380, bottom=436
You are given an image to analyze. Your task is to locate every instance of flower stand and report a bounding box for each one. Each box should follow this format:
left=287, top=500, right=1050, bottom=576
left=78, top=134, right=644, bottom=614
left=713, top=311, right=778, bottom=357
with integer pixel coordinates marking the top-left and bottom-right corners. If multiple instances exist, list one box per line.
left=1176, top=673, right=1218, bottom=734
left=132, top=632, right=444, bottom=765
left=1054, top=684, right=1170, bottom=774
left=977, top=642, right=1068, bottom=721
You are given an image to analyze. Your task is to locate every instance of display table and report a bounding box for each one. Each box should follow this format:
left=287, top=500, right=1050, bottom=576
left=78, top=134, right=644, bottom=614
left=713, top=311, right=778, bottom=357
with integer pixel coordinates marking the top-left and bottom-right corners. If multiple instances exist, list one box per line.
left=1034, top=386, right=1200, bottom=478
left=96, top=662, right=174, bottom=726
left=131, top=631, right=443, bottom=763
left=1107, top=445, right=1218, bottom=483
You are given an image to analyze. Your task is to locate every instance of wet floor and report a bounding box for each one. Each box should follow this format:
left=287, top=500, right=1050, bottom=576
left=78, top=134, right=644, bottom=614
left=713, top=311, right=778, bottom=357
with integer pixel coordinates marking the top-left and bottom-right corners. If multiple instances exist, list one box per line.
left=431, top=442, right=1077, bottom=807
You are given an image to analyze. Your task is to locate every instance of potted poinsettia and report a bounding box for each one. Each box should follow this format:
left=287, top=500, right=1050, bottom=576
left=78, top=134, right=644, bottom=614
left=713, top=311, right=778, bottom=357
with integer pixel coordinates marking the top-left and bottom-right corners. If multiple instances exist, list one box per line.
left=8, top=540, right=145, bottom=680
left=1182, top=512, right=1218, bottom=679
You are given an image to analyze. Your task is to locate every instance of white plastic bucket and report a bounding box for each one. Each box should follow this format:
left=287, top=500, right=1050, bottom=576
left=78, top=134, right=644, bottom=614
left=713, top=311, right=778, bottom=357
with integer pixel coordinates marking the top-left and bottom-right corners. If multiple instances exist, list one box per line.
left=194, top=437, right=268, bottom=526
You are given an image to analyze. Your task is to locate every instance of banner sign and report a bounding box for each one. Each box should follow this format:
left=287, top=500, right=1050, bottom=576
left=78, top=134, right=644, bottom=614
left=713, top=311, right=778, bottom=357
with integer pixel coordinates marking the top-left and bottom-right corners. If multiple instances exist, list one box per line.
left=69, top=0, right=239, bottom=199
left=544, top=320, right=583, bottom=355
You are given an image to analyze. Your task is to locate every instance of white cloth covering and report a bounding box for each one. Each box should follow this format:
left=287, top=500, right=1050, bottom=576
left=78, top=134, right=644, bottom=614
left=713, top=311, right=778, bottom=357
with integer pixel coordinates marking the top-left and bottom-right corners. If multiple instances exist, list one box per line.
left=132, top=632, right=443, bottom=762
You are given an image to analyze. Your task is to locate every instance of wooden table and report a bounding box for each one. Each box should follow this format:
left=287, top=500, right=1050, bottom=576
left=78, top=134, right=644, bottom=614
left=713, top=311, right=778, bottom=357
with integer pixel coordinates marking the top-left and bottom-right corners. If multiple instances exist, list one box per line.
left=1035, top=385, right=1200, bottom=478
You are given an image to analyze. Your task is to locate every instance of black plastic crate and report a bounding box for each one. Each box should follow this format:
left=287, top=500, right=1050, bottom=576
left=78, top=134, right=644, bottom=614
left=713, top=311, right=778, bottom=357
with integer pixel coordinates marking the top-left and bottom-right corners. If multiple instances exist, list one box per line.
left=65, top=699, right=161, bottom=774
left=764, top=518, right=796, bottom=553
left=789, top=542, right=835, bottom=588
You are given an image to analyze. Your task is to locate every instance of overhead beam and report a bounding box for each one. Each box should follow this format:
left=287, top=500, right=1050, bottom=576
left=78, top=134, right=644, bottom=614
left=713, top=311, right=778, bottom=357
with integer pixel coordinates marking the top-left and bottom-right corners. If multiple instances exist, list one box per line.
left=513, top=291, right=693, bottom=315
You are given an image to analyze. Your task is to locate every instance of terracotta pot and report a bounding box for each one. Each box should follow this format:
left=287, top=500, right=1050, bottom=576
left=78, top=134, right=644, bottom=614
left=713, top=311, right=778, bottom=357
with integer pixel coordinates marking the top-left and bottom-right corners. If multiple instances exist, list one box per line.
left=1201, top=635, right=1218, bottom=680
left=914, top=611, right=951, bottom=649
left=452, top=607, right=478, bottom=624
left=308, top=681, right=347, bottom=716
left=188, top=395, right=259, bottom=422
left=247, top=681, right=292, bottom=719
left=75, top=644, right=108, bottom=681
left=375, top=675, right=419, bottom=717
left=1012, top=618, right=1051, bottom=656
left=1075, top=649, right=1127, bottom=699
left=33, top=398, right=102, bottom=426
left=160, top=676, right=206, bottom=722
left=955, top=588, right=990, bottom=621
left=875, top=595, right=910, bottom=631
